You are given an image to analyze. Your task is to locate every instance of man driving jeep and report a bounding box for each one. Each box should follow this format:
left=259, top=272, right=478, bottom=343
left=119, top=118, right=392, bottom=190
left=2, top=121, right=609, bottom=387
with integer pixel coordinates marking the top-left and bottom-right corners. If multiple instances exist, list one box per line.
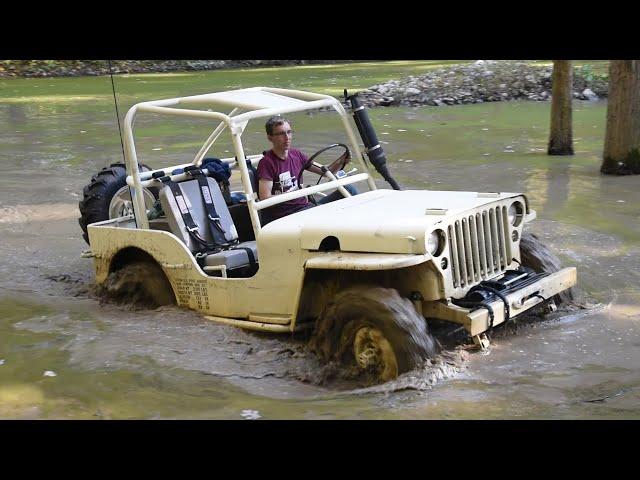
left=257, top=115, right=357, bottom=225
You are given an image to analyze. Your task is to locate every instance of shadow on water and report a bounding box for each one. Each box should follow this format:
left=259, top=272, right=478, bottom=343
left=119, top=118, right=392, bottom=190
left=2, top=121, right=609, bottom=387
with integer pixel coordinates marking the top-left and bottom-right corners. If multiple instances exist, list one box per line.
left=1, top=66, right=639, bottom=418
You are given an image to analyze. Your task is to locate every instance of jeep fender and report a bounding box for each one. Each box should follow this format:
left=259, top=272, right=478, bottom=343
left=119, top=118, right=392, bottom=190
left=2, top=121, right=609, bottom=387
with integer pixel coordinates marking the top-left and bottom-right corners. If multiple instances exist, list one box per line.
left=294, top=252, right=444, bottom=328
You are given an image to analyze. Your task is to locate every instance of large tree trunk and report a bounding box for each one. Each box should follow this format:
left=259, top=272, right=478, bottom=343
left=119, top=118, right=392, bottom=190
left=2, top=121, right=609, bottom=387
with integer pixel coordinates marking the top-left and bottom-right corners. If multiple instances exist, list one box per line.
left=548, top=60, right=574, bottom=155
left=601, top=60, right=640, bottom=175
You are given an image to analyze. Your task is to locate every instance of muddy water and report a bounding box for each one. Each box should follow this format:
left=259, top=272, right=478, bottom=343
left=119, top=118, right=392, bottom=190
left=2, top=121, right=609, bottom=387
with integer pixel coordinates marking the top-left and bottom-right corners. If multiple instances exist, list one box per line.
left=1, top=65, right=639, bottom=419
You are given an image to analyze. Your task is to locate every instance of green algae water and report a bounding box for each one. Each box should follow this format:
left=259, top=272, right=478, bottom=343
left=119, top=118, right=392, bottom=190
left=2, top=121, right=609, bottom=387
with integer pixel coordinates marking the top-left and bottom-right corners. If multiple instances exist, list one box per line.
left=1, top=62, right=638, bottom=419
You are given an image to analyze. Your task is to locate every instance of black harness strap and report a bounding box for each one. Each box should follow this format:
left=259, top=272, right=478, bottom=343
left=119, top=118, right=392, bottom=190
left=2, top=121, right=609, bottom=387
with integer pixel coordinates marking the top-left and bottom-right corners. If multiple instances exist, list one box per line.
left=159, top=175, right=219, bottom=253
left=187, top=167, right=231, bottom=247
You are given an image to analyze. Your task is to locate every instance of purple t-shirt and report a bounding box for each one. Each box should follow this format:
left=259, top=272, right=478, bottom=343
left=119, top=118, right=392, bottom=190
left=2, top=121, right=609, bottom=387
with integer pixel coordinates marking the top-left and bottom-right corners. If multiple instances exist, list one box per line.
left=257, top=148, right=309, bottom=220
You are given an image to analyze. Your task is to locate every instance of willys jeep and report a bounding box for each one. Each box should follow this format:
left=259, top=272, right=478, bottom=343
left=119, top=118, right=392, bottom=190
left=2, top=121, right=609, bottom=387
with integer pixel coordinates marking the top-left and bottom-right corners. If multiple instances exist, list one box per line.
left=79, top=87, right=577, bottom=383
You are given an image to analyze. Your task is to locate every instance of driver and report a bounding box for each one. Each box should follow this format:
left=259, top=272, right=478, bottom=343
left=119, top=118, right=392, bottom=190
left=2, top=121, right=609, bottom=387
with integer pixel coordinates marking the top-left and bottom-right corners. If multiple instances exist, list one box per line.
left=257, top=115, right=357, bottom=225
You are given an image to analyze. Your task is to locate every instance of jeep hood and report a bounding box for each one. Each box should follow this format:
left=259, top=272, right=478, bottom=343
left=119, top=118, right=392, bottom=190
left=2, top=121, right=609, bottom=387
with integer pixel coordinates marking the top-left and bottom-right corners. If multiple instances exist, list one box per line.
left=259, top=189, right=523, bottom=254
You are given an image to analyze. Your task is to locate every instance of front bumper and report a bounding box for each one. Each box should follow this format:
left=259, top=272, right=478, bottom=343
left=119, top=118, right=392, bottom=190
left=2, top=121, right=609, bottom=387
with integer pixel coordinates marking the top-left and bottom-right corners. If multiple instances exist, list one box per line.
left=423, top=267, right=577, bottom=336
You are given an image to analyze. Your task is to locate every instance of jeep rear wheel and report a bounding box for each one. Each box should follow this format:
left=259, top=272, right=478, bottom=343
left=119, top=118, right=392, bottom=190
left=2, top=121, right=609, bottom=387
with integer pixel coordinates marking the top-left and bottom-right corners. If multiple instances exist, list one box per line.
left=309, top=285, right=440, bottom=383
left=103, top=260, right=175, bottom=308
left=78, top=163, right=156, bottom=245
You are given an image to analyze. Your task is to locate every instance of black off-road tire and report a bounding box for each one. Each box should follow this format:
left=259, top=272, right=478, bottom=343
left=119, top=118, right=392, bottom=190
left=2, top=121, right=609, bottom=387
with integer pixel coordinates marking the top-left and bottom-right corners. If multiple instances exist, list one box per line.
left=309, top=285, right=440, bottom=383
left=520, top=231, right=574, bottom=305
left=103, top=261, right=176, bottom=308
left=78, top=163, right=153, bottom=244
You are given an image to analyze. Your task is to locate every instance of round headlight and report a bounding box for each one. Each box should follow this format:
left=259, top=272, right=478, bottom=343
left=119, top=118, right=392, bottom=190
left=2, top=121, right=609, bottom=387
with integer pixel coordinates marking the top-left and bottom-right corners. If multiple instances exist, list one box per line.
left=427, top=230, right=445, bottom=256
left=508, top=201, right=524, bottom=226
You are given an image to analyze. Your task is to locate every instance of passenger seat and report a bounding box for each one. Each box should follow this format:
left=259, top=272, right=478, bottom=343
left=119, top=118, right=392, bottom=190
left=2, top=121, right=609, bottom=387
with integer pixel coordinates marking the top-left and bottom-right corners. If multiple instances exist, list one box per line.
left=159, top=174, right=258, bottom=275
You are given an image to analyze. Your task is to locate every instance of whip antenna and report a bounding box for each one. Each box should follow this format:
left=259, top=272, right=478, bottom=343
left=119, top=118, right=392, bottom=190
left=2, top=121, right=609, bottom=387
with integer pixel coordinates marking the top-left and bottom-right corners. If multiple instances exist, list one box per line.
left=107, top=60, right=126, bottom=163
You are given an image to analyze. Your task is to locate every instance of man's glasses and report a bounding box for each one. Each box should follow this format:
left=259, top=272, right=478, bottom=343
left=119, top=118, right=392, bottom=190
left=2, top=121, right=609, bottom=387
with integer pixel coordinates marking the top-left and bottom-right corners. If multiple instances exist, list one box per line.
left=271, top=130, right=294, bottom=137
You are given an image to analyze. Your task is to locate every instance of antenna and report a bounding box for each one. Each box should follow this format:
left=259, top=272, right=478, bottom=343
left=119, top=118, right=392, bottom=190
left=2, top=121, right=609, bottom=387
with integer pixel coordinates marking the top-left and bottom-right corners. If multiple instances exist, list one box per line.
left=107, top=60, right=126, bottom=164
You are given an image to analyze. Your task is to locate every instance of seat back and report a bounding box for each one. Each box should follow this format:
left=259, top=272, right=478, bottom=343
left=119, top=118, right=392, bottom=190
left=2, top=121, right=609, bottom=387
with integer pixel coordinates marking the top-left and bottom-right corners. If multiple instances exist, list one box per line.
left=159, top=177, right=238, bottom=253
left=247, top=159, right=259, bottom=194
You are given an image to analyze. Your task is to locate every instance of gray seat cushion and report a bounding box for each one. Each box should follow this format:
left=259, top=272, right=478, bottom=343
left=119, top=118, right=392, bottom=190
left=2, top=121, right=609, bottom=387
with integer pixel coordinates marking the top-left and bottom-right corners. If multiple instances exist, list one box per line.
left=204, top=241, right=258, bottom=270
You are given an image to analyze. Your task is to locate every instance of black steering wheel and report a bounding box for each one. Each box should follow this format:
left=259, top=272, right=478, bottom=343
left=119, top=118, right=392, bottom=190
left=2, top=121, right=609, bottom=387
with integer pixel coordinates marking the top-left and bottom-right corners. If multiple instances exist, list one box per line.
left=297, top=143, right=350, bottom=188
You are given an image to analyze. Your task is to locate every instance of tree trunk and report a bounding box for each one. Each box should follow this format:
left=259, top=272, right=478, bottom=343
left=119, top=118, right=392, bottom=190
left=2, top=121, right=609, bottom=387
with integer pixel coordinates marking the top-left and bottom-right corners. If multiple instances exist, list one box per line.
left=548, top=60, right=574, bottom=155
left=601, top=60, right=640, bottom=175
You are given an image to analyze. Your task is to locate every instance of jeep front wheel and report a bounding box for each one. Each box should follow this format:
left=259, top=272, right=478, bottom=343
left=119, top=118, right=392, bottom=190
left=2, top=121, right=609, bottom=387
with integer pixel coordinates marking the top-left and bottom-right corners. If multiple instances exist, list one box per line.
left=309, top=285, right=440, bottom=383
left=519, top=231, right=574, bottom=305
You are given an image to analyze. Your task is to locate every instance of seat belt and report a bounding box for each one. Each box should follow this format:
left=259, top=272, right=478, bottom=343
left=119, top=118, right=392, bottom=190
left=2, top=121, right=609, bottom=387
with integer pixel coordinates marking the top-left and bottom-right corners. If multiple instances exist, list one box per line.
left=158, top=175, right=221, bottom=254
left=184, top=166, right=234, bottom=247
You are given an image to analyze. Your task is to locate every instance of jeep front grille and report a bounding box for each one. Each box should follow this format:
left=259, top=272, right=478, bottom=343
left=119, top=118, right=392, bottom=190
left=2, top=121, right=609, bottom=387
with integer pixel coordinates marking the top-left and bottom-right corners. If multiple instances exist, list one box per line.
left=448, top=206, right=512, bottom=288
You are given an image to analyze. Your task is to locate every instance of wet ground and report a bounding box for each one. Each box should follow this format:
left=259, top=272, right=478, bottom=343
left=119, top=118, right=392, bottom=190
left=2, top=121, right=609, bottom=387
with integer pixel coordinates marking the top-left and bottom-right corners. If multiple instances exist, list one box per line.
left=1, top=64, right=638, bottom=419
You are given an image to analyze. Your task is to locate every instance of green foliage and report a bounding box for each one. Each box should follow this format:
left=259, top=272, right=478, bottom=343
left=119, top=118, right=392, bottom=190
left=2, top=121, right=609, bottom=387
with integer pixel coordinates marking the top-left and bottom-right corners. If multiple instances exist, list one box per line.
left=575, top=64, right=608, bottom=83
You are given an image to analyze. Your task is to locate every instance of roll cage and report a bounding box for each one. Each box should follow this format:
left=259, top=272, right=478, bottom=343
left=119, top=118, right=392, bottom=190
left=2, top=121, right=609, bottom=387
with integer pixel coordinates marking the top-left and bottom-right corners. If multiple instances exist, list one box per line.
left=122, top=87, right=378, bottom=239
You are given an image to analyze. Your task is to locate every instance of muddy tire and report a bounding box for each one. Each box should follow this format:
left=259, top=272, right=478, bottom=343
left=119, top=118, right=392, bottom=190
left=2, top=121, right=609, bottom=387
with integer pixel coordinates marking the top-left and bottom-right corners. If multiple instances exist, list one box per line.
left=103, top=261, right=176, bottom=308
left=78, top=163, right=155, bottom=245
left=309, top=285, right=440, bottom=383
left=520, top=231, right=573, bottom=305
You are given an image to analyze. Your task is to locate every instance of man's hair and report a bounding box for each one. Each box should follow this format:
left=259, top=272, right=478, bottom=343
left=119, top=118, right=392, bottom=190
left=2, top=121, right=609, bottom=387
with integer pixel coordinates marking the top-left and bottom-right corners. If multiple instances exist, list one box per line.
left=265, top=115, right=292, bottom=135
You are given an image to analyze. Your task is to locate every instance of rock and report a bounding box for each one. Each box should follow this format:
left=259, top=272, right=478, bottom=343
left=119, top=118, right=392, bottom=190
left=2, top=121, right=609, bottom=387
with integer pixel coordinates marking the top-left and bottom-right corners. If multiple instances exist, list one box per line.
left=582, top=88, right=598, bottom=101
left=356, top=60, right=609, bottom=109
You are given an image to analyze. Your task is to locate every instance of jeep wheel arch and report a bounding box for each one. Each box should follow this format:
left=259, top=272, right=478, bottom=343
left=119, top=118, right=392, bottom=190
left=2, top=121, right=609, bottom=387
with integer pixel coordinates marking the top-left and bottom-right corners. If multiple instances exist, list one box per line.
left=104, top=247, right=176, bottom=307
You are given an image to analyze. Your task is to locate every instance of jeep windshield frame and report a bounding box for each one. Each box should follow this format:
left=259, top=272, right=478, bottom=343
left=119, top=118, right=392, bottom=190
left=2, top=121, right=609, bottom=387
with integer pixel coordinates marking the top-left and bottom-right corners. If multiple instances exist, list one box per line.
left=121, top=87, right=377, bottom=239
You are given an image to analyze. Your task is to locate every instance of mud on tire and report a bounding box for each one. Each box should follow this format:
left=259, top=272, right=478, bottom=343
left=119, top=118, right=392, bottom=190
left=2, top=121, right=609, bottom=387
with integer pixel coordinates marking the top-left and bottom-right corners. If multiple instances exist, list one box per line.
left=309, top=285, right=440, bottom=383
left=102, top=261, right=176, bottom=308
left=78, top=163, right=154, bottom=244
left=519, top=231, right=574, bottom=305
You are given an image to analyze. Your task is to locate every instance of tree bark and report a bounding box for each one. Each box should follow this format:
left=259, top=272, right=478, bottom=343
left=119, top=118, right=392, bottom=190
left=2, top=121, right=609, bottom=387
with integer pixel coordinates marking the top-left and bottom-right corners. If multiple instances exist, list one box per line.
left=601, top=60, right=640, bottom=175
left=548, top=60, right=574, bottom=155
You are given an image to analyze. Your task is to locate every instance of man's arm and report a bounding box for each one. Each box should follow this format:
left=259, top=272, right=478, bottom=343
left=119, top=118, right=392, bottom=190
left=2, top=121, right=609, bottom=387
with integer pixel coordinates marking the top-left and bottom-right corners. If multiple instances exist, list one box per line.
left=258, top=178, right=274, bottom=200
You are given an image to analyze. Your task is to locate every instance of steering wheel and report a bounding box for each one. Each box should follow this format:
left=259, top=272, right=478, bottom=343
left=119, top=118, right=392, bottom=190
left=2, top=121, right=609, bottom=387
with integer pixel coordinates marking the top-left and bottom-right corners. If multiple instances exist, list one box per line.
left=297, top=143, right=350, bottom=188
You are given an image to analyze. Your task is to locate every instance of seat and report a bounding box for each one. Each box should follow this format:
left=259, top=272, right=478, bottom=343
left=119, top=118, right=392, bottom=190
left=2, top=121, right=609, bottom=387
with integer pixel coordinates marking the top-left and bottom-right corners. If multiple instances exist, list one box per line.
left=203, top=241, right=258, bottom=270
left=228, top=158, right=263, bottom=236
left=159, top=174, right=259, bottom=274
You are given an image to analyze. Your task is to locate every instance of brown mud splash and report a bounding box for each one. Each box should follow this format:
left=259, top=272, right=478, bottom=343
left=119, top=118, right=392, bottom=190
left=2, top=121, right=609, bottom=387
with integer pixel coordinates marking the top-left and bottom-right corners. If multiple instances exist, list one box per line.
left=297, top=348, right=469, bottom=393
left=94, top=263, right=175, bottom=309
left=520, top=231, right=575, bottom=304
left=308, top=286, right=440, bottom=383
left=47, top=255, right=589, bottom=395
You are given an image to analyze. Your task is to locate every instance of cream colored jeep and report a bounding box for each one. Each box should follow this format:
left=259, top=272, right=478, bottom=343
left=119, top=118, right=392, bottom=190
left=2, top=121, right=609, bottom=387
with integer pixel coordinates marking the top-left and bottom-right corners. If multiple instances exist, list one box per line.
left=80, top=87, right=576, bottom=383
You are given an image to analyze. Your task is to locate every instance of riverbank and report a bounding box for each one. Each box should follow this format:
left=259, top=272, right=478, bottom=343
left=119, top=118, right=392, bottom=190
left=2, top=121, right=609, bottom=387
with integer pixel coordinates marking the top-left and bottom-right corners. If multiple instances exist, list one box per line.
left=357, top=61, right=609, bottom=107
left=1, top=60, right=609, bottom=110
left=0, top=60, right=345, bottom=78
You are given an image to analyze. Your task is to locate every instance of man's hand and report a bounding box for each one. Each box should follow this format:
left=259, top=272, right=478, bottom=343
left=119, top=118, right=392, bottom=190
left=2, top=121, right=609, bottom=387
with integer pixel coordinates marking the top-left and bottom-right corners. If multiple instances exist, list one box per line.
left=338, top=151, right=351, bottom=168
left=328, top=150, right=351, bottom=174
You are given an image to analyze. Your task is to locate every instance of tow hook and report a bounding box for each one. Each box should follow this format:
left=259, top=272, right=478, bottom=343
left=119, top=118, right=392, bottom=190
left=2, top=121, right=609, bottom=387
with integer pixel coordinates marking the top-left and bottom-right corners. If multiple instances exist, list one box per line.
left=544, top=299, right=557, bottom=313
